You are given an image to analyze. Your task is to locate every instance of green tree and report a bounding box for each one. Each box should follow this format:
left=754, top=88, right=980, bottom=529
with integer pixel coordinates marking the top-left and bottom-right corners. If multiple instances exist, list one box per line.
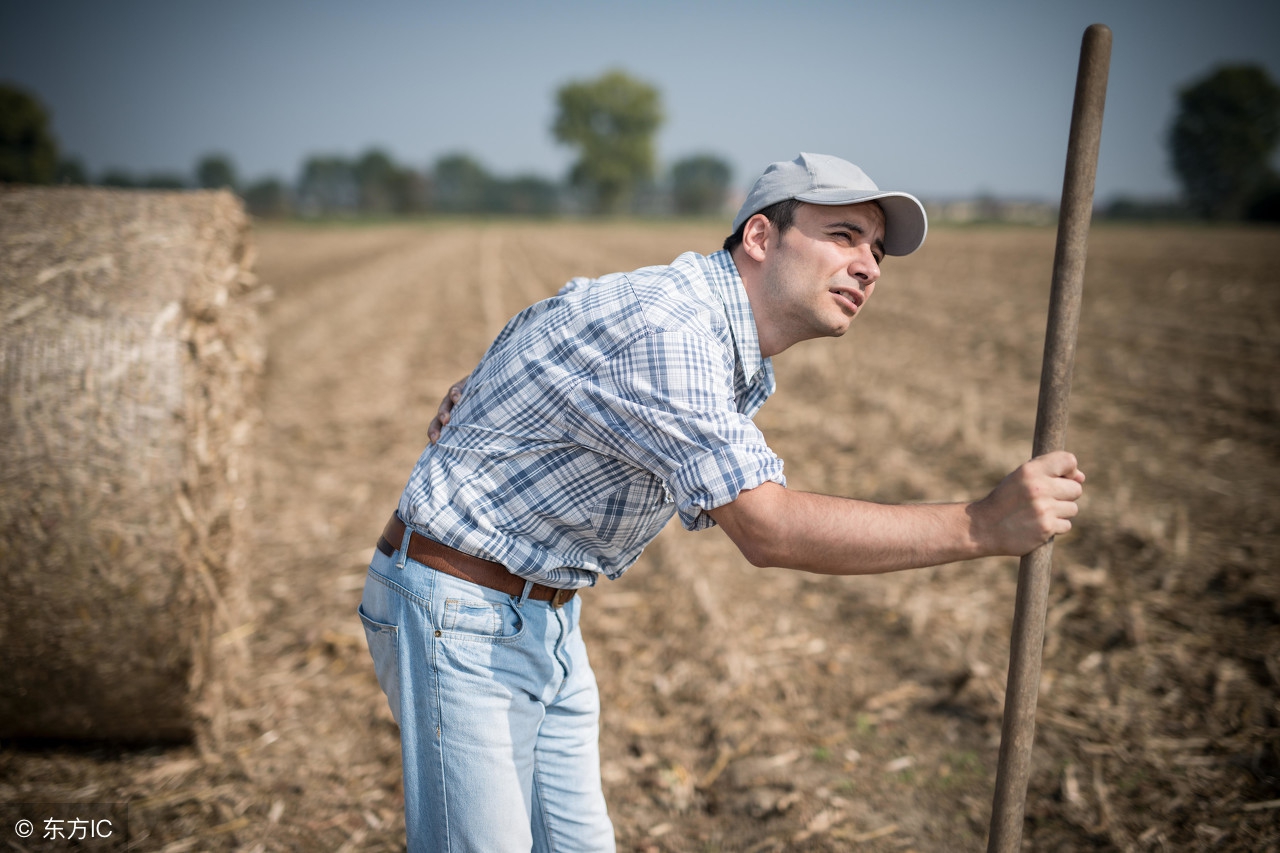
left=355, top=148, right=398, bottom=212
left=432, top=153, right=491, bottom=213
left=196, top=153, right=238, bottom=191
left=142, top=173, right=187, bottom=189
left=671, top=153, right=732, bottom=216
left=99, top=169, right=186, bottom=190
left=55, top=156, right=87, bottom=185
left=489, top=174, right=559, bottom=215
left=1168, top=64, right=1280, bottom=220
left=1246, top=173, right=1280, bottom=221
left=0, top=83, right=59, bottom=184
left=353, top=148, right=427, bottom=214
left=99, top=169, right=138, bottom=188
left=244, top=178, right=292, bottom=218
left=296, top=155, right=358, bottom=216
left=553, top=70, right=662, bottom=214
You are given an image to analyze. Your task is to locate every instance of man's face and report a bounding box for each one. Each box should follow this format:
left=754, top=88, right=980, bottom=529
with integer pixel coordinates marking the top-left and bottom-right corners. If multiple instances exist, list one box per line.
left=755, top=201, right=886, bottom=351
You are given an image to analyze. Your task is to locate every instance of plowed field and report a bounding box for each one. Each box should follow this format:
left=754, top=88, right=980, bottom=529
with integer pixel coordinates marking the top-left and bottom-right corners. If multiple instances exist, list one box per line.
left=4, top=220, right=1278, bottom=851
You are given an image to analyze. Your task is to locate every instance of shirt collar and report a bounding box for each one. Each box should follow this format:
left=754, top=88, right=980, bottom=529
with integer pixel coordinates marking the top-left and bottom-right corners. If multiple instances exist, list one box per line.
left=703, top=250, right=771, bottom=387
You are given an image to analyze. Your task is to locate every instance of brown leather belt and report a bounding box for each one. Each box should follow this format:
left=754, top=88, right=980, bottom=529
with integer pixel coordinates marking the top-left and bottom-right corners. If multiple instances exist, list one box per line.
left=376, top=513, right=579, bottom=608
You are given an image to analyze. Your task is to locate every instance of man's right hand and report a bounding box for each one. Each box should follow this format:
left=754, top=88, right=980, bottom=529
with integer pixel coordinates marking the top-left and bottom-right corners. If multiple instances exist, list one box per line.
left=427, top=374, right=470, bottom=444
left=969, top=451, right=1086, bottom=557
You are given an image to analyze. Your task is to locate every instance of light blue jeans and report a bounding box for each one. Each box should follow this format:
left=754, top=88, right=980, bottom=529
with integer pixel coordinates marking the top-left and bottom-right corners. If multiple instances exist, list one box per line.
left=358, top=532, right=615, bottom=853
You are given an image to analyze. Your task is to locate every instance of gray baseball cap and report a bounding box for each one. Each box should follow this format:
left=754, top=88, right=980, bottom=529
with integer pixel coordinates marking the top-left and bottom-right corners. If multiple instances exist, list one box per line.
left=732, top=152, right=928, bottom=256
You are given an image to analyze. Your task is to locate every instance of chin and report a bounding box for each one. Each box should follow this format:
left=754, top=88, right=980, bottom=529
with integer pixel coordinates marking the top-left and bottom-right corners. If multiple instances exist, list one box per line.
left=826, top=322, right=851, bottom=338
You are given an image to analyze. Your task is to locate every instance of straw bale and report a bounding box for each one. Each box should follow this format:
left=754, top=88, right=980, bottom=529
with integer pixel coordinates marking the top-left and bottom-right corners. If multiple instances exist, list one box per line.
left=0, top=187, right=264, bottom=742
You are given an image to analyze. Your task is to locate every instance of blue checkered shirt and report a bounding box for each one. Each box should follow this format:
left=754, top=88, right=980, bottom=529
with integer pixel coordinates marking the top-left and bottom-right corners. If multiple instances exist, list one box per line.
left=398, top=249, right=786, bottom=588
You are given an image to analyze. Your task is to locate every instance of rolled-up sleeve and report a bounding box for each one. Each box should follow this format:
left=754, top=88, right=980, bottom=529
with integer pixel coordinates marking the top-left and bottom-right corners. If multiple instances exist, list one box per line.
left=568, top=329, right=785, bottom=531
left=667, top=442, right=785, bottom=529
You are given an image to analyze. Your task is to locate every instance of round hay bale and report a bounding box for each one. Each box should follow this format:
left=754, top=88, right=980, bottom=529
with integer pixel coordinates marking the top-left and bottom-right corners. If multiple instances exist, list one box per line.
left=0, top=187, right=264, bottom=743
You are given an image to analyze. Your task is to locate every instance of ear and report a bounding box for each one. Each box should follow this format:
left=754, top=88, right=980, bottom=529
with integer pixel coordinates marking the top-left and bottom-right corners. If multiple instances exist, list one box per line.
left=740, top=213, right=773, bottom=262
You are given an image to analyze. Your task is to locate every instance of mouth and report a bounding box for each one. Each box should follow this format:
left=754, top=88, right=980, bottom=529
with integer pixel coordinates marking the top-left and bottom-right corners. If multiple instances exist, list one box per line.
left=830, top=286, right=864, bottom=314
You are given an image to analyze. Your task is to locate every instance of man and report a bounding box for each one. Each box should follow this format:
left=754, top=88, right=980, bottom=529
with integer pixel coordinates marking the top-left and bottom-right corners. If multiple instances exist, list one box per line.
left=360, top=153, right=1085, bottom=852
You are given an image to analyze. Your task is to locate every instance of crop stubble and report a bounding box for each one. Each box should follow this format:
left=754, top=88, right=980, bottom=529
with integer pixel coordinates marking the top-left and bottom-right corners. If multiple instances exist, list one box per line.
left=2, top=220, right=1276, bottom=852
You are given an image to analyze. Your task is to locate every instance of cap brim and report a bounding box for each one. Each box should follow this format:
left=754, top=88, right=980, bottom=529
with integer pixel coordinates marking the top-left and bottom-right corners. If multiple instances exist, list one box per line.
left=795, top=189, right=928, bottom=256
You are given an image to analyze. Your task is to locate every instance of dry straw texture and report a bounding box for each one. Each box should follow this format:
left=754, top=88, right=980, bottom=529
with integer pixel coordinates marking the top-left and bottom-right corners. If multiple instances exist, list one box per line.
left=0, top=187, right=264, bottom=743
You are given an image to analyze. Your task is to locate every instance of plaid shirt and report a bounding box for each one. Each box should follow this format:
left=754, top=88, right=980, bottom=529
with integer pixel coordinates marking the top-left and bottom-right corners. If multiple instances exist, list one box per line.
left=398, top=249, right=785, bottom=588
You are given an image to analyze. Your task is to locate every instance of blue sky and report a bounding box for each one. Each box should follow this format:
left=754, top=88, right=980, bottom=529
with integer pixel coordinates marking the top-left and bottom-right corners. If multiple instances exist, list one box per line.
left=2, top=0, right=1276, bottom=202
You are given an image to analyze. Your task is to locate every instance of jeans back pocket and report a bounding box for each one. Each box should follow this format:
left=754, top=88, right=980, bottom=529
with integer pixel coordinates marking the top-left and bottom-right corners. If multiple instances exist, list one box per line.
left=358, top=604, right=402, bottom=725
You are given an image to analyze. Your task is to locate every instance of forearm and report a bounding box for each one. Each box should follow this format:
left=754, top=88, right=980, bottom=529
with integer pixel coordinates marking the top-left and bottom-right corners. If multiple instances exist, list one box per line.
left=707, top=452, right=1084, bottom=575
left=709, top=483, right=984, bottom=575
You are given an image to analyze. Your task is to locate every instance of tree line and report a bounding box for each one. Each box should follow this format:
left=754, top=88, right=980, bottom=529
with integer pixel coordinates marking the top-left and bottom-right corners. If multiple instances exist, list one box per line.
left=0, top=70, right=734, bottom=219
left=3, top=65, right=1279, bottom=221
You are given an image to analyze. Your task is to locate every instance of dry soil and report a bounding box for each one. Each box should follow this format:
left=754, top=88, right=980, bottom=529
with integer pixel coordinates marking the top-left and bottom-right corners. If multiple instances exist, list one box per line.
left=3, top=220, right=1278, bottom=852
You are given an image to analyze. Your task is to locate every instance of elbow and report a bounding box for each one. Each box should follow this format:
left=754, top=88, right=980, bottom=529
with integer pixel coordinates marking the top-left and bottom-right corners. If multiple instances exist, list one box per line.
left=707, top=481, right=791, bottom=569
left=722, top=512, right=787, bottom=568
left=736, top=535, right=777, bottom=568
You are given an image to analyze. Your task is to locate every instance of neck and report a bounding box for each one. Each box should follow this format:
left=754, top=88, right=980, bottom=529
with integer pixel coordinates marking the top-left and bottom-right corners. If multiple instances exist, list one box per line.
left=731, top=246, right=788, bottom=359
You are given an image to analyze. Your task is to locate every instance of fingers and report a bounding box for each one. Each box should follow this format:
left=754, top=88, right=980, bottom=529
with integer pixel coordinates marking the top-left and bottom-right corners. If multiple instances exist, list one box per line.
left=1032, top=452, right=1086, bottom=542
left=427, top=377, right=470, bottom=445
left=437, top=384, right=464, bottom=425
left=1013, top=456, right=1084, bottom=499
left=1049, top=475, right=1084, bottom=502
left=1031, top=450, right=1084, bottom=481
left=1027, top=453, right=1086, bottom=503
left=427, top=406, right=451, bottom=445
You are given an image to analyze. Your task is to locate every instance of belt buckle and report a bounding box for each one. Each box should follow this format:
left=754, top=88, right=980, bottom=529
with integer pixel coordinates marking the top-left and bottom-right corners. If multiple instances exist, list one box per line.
left=550, top=588, right=573, bottom=609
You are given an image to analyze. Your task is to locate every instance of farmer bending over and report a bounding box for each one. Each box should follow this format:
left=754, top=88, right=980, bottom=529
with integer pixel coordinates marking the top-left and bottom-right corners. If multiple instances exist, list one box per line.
left=359, top=152, right=1085, bottom=853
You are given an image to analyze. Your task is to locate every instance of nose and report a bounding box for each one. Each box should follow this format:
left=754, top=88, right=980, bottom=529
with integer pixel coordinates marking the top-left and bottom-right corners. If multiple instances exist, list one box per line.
left=849, top=245, right=880, bottom=288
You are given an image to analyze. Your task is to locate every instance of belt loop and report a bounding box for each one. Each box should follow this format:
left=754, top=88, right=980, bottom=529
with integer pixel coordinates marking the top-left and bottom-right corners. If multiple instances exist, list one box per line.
left=516, top=579, right=534, bottom=608
left=395, top=514, right=411, bottom=571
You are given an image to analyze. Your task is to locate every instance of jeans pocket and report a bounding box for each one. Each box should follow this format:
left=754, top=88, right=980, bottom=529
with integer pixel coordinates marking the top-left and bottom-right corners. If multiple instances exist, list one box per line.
left=441, top=596, right=523, bottom=641
left=358, top=604, right=402, bottom=725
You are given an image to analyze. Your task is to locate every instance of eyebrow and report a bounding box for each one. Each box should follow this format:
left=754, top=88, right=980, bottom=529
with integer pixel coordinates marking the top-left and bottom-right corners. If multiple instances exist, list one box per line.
left=826, top=220, right=886, bottom=258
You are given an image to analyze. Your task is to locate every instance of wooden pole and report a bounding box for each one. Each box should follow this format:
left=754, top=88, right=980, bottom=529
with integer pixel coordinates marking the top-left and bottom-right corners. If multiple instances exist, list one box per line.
left=987, top=23, right=1112, bottom=853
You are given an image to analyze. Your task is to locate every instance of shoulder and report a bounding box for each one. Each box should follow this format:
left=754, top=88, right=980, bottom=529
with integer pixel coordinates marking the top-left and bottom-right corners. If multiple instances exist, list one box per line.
left=504, top=253, right=734, bottom=378
left=615, top=252, right=731, bottom=338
